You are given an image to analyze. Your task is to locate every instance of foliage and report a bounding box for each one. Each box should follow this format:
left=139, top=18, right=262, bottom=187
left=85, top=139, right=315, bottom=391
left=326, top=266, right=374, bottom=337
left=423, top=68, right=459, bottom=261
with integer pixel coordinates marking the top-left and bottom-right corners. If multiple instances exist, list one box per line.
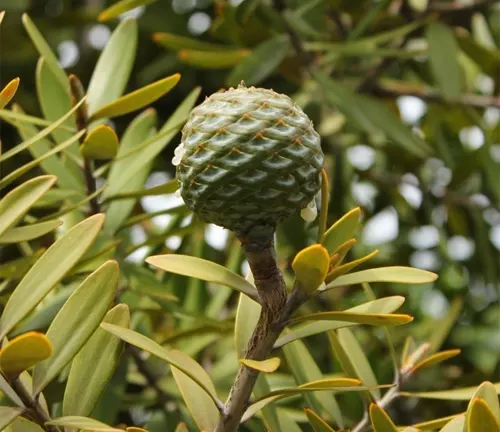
left=0, top=1, right=499, bottom=432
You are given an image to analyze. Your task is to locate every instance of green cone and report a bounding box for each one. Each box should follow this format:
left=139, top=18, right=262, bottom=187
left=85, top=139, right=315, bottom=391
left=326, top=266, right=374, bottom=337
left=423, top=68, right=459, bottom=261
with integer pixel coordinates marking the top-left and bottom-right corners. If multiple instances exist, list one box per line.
left=174, top=83, right=324, bottom=242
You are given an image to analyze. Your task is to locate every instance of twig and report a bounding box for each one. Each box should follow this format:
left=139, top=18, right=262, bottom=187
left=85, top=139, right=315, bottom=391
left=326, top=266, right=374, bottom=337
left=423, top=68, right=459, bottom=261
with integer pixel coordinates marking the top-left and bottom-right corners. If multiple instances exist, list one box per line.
left=428, top=0, right=498, bottom=13
left=10, top=377, right=59, bottom=432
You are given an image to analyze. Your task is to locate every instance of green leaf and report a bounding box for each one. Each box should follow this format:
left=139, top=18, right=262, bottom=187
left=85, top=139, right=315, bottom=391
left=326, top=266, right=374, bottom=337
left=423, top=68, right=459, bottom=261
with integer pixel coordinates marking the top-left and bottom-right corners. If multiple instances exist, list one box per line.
left=0, top=332, right=53, bottom=378
left=6, top=417, right=45, bottom=432
left=324, top=267, right=438, bottom=290
left=226, top=36, right=290, bottom=86
left=411, top=413, right=464, bottom=430
left=0, top=220, right=62, bottom=244
left=469, top=382, right=500, bottom=421
left=0, top=97, right=86, bottom=163
left=153, top=32, right=230, bottom=51
left=240, top=357, right=280, bottom=373
left=291, top=311, right=413, bottom=326
left=86, top=18, right=138, bottom=116
left=325, top=249, right=379, bottom=283
left=0, top=372, right=25, bottom=407
left=323, top=208, right=361, bottom=255
left=90, top=73, right=181, bottom=120
left=370, top=403, right=398, bottom=432
left=400, top=383, right=500, bottom=400
left=440, top=415, right=466, bottom=432
left=146, top=254, right=259, bottom=302
left=0, top=109, right=75, bottom=130
left=234, top=279, right=261, bottom=358
left=46, top=416, right=122, bottom=432
left=63, top=304, right=130, bottom=417
left=104, top=179, right=177, bottom=202
left=305, top=409, right=336, bottom=432
left=312, top=69, right=431, bottom=158
left=100, top=323, right=221, bottom=409
left=0, top=214, right=104, bottom=340
left=411, top=349, right=461, bottom=375
left=103, top=109, right=157, bottom=234
left=467, top=398, right=500, bottom=432
left=32, top=260, right=119, bottom=394
left=275, top=296, right=405, bottom=348
left=170, top=349, right=221, bottom=431
left=0, top=130, right=85, bottom=191
left=0, top=78, right=20, bottom=110
left=330, top=328, right=380, bottom=400
left=0, top=175, right=56, bottom=238
left=36, top=57, right=76, bottom=146
left=292, top=244, right=330, bottom=294
left=80, top=125, right=119, bottom=160
left=178, top=49, right=249, bottom=69
left=98, top=0, right=157, bottom=21
left=22, top=14, right=69, bottom=92
left=0, top=407, right=24, bottom=430
left=426, top=22, right=462, bottom=101
left=101, top=87, right=200, bottom=201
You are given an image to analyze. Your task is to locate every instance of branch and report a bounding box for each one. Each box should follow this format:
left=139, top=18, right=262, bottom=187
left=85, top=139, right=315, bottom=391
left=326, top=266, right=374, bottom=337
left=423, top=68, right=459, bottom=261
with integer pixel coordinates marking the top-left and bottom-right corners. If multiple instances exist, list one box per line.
left=428, top=0, right=498, bottom=13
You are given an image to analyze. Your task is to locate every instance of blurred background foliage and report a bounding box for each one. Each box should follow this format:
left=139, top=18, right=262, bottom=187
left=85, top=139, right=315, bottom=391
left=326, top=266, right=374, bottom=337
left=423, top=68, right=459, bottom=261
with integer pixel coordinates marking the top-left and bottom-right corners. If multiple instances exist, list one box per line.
left=1, top=0, right=500, bottom=429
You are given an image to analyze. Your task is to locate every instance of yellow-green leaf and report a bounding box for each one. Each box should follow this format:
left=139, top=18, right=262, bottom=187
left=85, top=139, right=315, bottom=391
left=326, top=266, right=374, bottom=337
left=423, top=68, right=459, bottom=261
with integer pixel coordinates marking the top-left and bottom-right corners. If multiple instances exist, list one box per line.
left=63, top=304, right=130, bottom=417
left=46, top=416, right=122, bottom=432
left=411, top=349, right=461, bottom=375
left=178, top=49, right=249, bottom=69
left=7, top=417, right=45, bottom=432
left=411, top=413, right=464, bottom=430
left=401, top=383, right=500, bottom=400
left=104, top=179, right=177, bottom=202
left=0, top=220, right=62, bottom=244
left=234, top=275, right=260, bottom=358
left=370, top=403, right=398, bottom=432
left=127, top=428, right=149, bottom=432
left=98, top=0, right=157, bottom=21
left=90, top=73, right=181, bottom=121
left=292, top=244, right=330, bottom=293
left=470, top=382, right=500, bottom=421
left=32, top=260, right=118, bottom=394
left=87, top=18, right=138, bottom=116
left=440, top=415, right=466, bottom=432
left=0, top=214, right=104, bottom=341
left=175, top=424, right=189, bottom=432
left=153, top=32, right=230, bottom=51
left=291, top=312, right=412, bottom=326
left=0, top=332, right=52, bottom=378
left=0, top=407, right=25, bottom=430
left=0, top=175, right=56, bottom=238
left=0, top=10, right=4, bottom=24
left=146, top=254, right=259, bottom=302
left=325, top=267, right=438, bottom=290
left=0, top=373, right=24, bottom=407
left=325, top=249, right=379, bottom=283
left=240, top=357, right=280, bottom=373
left=80, top=125, right=119, bottom=160
left=305, top=409, right=336, bottom=432
left=323, top=208, right=361, bottom=255
left=468, top=398, right=500, bottom=432
left=0, top=78, right=20, bottom=110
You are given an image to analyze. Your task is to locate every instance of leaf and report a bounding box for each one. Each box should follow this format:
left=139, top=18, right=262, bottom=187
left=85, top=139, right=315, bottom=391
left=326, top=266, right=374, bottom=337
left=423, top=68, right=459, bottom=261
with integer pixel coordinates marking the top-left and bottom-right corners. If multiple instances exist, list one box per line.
left=470, top=382, right=500, bottom=421
left=467, top=398, right=500, bottom=432
left=370, top=404, right=398, bottom=432
left=323, top=208, right=361, bottom=255
left=100, top=323, right=221, bottom=409
left=325, top=250, right=379, bottom=283
left=0, top=332, right=52, bottom=378
left=32, top=260, right=118, bottom=394
left=178, top=49, right=249, bottom=69
left=86, top=18, right=138, bottom=115
left=0, top=109, right=75, bottom=130
left=0, top=214, right=104, bottom=340
left=292, top=244, right=330, bottom=294
left=98, top=0, right=157, bottom=21
left=103, top=109, right=156, bottom=233
left=426, top=22, right=462, bottom=101
left=22, top=14, right=68, bottom=91
left=411, top=349, right=461, bottom=375
left=400, top=383, right=500, bottom=400
left=411, top=413, right=464, bottom=430
left=7, top=417, right=45, bottom=432
left=0, top=97, right=86, bottom=163
left=0, top=130, right=85, bottom=191
left=46, top=416, right=123, bottom=432
left=275, top=296, right=406, bottom=348
left=153, top=32, right=230, bottom=51
left=0, top=78, right=20, bottom=110
left=170, top=349, right=220, bottom=431
left=0, top=407, right=24, bottom=430
left=63, top=304, right=130, bottom=417
left=226, top=36, right=290, bottom=86
left=324, top=267, right=438, bottom=290
left=305, top=409, right=336, bottom=432
left=292, top=311, right=412, bottom=326
left=240, top=358, right=280, bottom=373
left=0, top=10, right=4, bottom=24
left=241, top=379, right=364, bottom=422
left=234, top=281, right=261, bottom=358
left=0, top=373, right=25, bottom=407
left=90, top=74, right=180, bottom=120
left=80, top=125, right=119, bottom=159
left=0, top=175, right=56, bottom=238
left=0, top=220, right=62, bottom=244
left=146, top=254, right=259, bottom=302
left=330, top=328, right=380, bottom=400
left=105, top=178, right=177, bottom=201
left=440, top=415, right=466, bottom=432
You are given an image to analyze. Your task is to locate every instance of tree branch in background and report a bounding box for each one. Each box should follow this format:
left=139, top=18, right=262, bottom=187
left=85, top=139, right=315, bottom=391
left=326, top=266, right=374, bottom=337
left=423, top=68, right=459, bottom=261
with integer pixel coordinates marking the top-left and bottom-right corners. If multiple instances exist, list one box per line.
left=428, top=0, right=498, bottom=14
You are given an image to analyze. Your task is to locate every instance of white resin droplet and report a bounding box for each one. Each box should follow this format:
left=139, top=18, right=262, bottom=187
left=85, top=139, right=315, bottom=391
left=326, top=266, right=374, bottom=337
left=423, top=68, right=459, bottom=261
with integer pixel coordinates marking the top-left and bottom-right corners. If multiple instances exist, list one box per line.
left=300, top=198, right=318, bottom=222
left=172, top=155, right=181, bottom=166
left=172, top=143, right=186, bottom=166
